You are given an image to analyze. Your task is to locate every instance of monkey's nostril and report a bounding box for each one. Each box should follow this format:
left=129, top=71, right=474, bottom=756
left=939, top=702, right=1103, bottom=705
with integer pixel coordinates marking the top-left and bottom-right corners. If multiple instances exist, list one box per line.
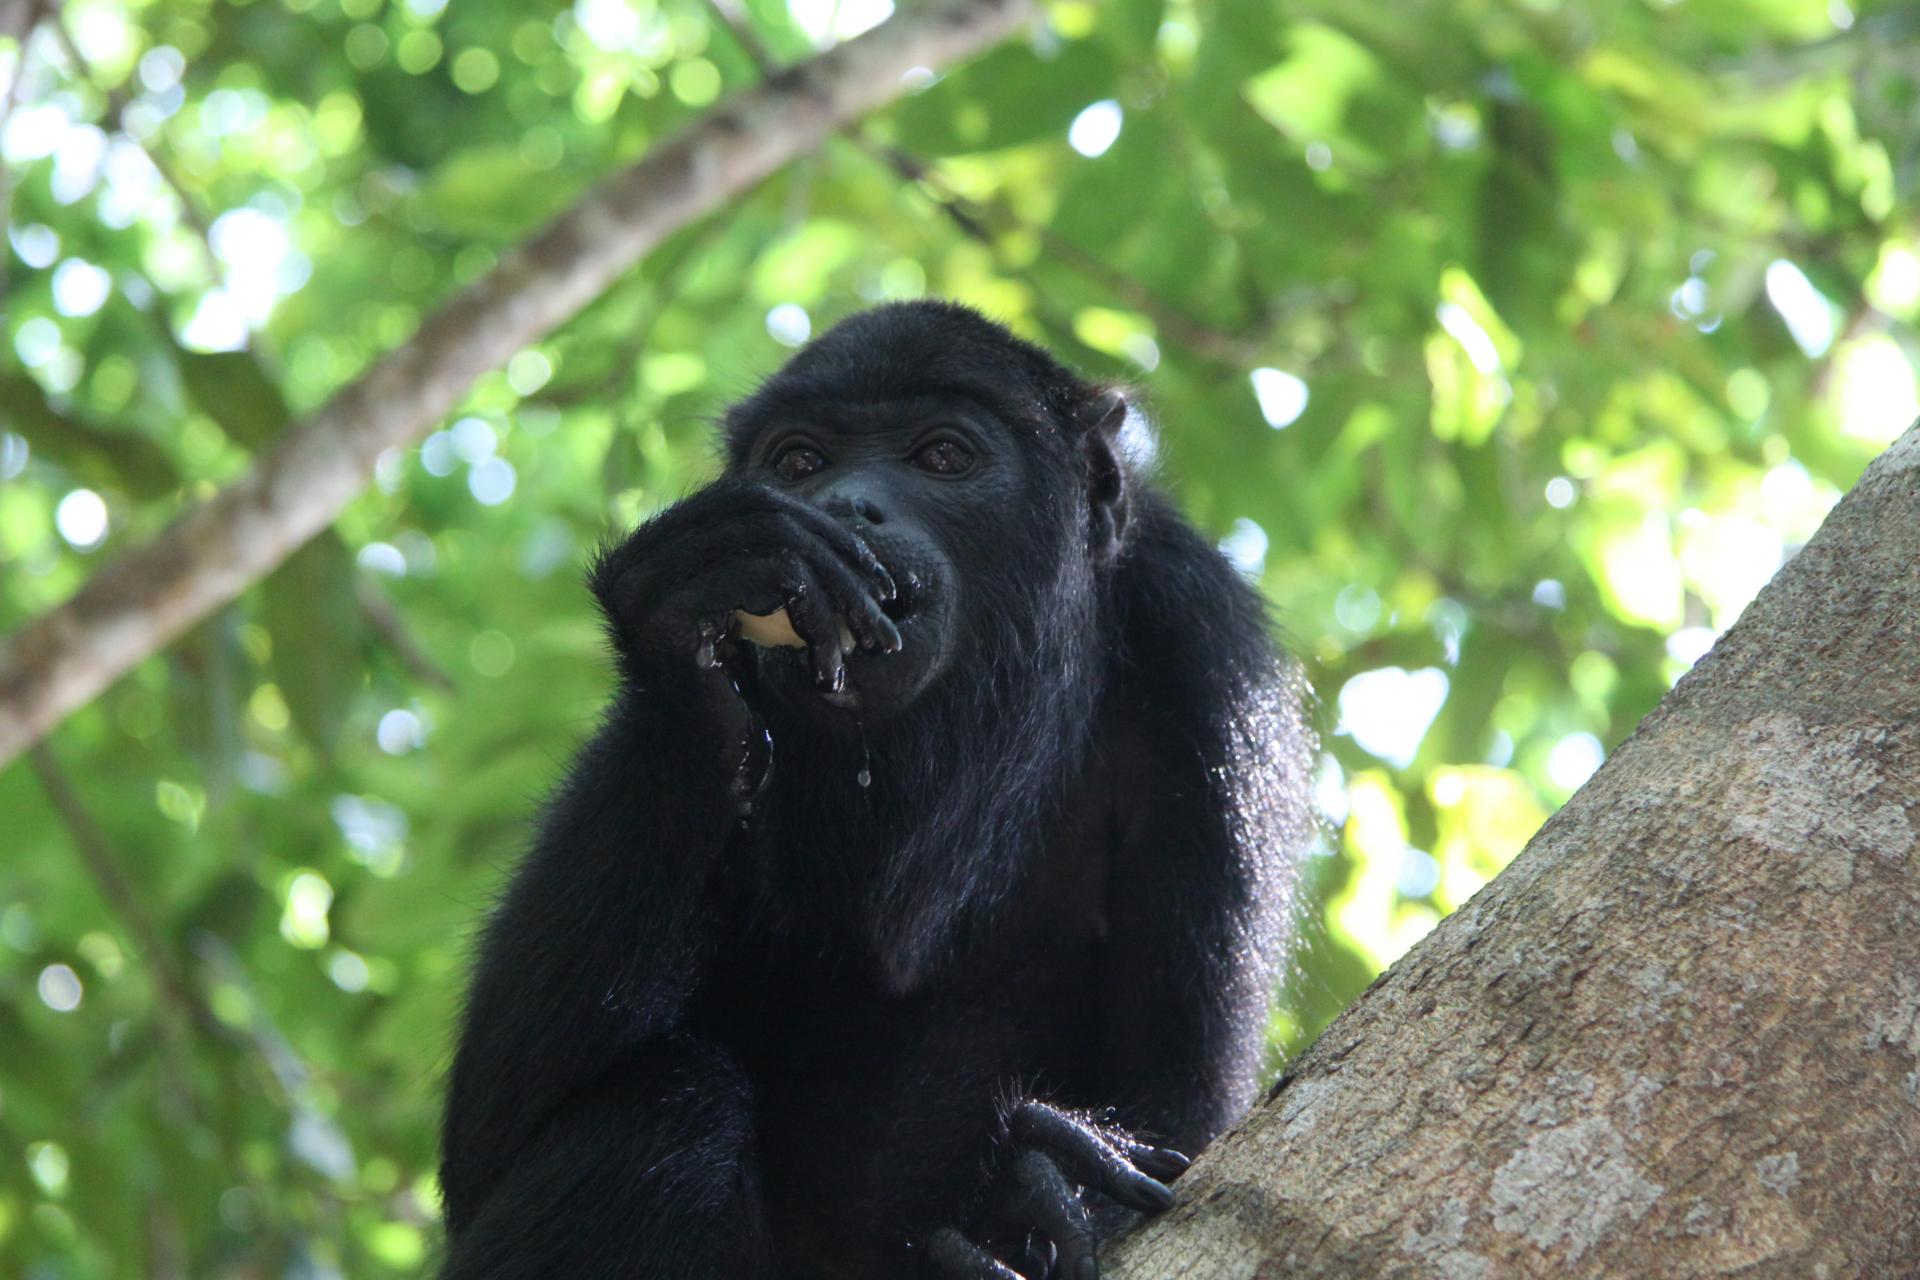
left=824, top=494, right=886, bottom=526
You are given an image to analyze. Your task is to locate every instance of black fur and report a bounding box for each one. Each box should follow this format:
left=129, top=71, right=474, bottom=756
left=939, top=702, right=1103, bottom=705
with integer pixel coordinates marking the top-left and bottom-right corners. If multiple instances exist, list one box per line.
left=439, top=302, right=1314, bottom=1279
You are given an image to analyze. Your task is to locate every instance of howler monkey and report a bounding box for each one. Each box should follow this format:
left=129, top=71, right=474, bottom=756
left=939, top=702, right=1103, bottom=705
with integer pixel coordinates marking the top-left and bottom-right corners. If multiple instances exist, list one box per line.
left=439, top=302, right=1314, bottom=1279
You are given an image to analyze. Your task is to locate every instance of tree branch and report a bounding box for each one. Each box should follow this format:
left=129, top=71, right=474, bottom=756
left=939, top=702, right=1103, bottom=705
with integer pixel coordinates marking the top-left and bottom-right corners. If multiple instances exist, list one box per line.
left=27, top=745, right=214, bottom=1038
left=703, top=0, right=780, bottom=79
left=1105, top=422, right=1920, bottom=1274
left=0, top=0, right=1033, bottom=768
left=700, top=0, right=1269, bottom=366
left=354, top=579, right=454, bottom=692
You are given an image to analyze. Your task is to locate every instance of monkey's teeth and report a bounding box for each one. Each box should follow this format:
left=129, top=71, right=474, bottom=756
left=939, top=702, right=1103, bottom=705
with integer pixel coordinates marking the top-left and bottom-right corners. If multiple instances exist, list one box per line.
left=838, top=621, right=856, bottom=653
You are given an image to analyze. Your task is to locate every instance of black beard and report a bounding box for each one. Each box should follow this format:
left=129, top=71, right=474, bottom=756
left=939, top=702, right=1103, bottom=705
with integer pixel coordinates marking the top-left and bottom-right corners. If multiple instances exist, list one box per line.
left=738, top=559, right=1103, bottom=994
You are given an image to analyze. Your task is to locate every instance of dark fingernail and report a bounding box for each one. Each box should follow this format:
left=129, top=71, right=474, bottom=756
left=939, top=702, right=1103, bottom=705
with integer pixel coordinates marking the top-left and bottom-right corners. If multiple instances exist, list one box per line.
left=1140, top=1178, right=1175, bottom=1211
left=1079, top=1258, right=1099, bottom=1280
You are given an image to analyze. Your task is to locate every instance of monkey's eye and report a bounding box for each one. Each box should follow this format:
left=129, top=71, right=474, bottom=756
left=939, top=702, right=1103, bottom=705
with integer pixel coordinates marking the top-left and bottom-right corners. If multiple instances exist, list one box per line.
left=772, top=444, right=827, bottom=482
left=910, top=440, right=973, bottom=476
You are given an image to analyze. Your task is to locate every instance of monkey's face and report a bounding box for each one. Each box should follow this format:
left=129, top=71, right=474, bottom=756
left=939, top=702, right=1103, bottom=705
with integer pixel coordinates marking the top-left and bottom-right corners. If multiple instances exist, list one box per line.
left=735, top=394, right=1037, bottom=730
left=720, top=304, right=1112, bottom=737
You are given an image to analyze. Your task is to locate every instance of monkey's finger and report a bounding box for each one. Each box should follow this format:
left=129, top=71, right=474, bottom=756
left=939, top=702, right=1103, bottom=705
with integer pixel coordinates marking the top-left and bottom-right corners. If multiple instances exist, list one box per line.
left=1009, top=1101, right=1174, bottom=1215
left=925, top=1227, right=1025, bottom=1280
left=1013, top=1233, right=1056, bottom=1280
left=777, top=563, right=848, bottom=693
left=991, top=1152, right=1097, bottom=1280
left=780, top=502, right=897, bottom=600
left=1122, top=1142, right=1192, bottom=1183
left=808, top=626, right=848, bottom=693
left=801, top=545, right=903, bottom=654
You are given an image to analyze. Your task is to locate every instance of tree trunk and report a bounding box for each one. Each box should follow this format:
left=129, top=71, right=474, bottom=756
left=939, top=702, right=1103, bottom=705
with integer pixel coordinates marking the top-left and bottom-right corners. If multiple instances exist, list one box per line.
left=0, top=0, right=1031, bottom=769
left=1107, top=423, right=1920, bottom=1277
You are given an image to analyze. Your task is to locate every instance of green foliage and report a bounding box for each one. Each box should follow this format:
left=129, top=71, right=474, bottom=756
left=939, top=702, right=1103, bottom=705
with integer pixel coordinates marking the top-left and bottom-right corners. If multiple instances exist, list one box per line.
left=3, top=0, right=1916, bottom=1273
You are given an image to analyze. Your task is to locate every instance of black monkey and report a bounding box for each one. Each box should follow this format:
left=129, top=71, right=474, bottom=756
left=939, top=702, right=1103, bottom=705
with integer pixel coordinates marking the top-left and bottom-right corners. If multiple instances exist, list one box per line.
left=439, top=302, right=1314, bottom=1279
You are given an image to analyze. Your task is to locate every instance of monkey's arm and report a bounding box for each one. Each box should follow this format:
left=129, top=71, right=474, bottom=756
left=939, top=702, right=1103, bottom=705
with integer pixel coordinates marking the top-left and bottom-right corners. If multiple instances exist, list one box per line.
left=437, top=695, right=770, bottom=1278
left=1097, top=501, right=1312, bottom=1152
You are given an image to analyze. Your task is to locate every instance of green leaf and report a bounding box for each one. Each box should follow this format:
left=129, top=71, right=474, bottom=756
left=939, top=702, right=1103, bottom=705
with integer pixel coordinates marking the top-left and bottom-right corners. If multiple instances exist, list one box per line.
left=261, top=535, right=368, bottom=756
left=173, top=348, right=293, bottom=450
left=419, top=144, right=590, bottom=238
left=892, top=38, right=1118, bottom=155
left=0, top=373, right=179, bottom=497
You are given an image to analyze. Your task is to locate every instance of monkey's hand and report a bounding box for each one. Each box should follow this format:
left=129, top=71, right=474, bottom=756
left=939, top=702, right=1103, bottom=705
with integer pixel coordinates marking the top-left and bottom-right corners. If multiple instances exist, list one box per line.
left=925, top=1100, right=1189, bottom=1280
left=590, top=478, right=901, bottom=696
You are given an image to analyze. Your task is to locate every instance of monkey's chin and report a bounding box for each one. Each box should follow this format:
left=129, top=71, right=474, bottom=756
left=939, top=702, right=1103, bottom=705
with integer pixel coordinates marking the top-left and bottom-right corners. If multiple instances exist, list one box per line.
left=818, top=685, right=862, bottom=711
left=756, top=649, right=917, bottom=728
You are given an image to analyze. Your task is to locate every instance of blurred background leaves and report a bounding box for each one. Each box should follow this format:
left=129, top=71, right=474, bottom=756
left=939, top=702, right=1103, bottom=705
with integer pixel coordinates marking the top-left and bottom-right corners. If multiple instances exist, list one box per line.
left=2, top=0, right=1916, bottom=1274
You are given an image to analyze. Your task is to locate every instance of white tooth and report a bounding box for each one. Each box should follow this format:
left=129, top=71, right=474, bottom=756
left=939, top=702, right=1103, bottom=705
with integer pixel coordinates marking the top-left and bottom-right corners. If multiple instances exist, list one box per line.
left=838, top=621, right=856, bottom=652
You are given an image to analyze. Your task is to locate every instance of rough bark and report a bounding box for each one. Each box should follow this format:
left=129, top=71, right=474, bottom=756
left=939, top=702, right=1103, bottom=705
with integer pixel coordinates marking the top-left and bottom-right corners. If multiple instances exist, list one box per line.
left=0, top=0, right=1032, bottom=768
left=1107, top=423, right=1920, bottom=1278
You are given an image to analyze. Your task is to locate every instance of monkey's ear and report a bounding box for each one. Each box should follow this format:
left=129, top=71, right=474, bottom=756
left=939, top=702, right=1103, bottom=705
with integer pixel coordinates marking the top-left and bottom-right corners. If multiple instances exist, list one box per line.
left=1082, top=389, right=1132, bottom=564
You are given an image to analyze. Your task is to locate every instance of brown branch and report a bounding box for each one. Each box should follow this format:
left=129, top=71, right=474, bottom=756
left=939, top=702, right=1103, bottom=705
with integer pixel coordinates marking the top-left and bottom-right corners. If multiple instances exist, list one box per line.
left=1105, top=422, right=1920, bottom=1274
left=0, top=0, right=1034, bottom=767
left=26, top=745, right=214, bottom=1037
left=700, top=0, right=1265, bottom=365
left=701, top=0, right=1260, bottom=369
left=704, top=0, right=779, bottom=79
left=0, top=0, right=41, bottom=43
left=355, top=579, right=454, bottom=691
left=856, top=136, right=1280, bottom=363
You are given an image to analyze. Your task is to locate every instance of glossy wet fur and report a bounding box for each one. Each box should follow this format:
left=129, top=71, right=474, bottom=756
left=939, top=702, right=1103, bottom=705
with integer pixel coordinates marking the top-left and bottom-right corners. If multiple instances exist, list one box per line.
left=438, top=302, right=1314, bottom=1279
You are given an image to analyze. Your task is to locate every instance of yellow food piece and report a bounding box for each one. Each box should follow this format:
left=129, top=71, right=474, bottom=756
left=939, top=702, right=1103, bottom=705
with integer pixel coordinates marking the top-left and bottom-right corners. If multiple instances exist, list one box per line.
left=734, top=608, right=805, bottom=648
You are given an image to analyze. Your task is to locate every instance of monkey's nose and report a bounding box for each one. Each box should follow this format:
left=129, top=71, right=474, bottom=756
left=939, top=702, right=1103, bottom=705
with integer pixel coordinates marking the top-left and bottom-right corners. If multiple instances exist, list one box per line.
left=822, top=493, right=887, bottom=527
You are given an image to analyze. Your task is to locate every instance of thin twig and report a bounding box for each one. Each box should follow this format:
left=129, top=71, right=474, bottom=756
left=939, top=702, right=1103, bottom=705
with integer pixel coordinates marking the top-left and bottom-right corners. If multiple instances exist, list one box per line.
left=356, top=578, right=455, bottom=691
left=704, top=0, right=778, bottom=78
left=855, top=134, right=1279, bottom=363
left=702, top=0, right=824, bottom=233
left=29, top=747, right=357, bottom=1192
left=27, top=745, right=216, bottom=1037
left=47, top=10, right=218, bottom=255
left=698, top=0, right=1269, bottom=363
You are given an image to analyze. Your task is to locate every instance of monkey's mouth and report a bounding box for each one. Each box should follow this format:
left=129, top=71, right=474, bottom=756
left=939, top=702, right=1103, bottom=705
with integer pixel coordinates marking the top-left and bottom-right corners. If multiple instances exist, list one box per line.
left=879, top=570, right=925, bottom=625
left=755, top=562, right=951, bottom=725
